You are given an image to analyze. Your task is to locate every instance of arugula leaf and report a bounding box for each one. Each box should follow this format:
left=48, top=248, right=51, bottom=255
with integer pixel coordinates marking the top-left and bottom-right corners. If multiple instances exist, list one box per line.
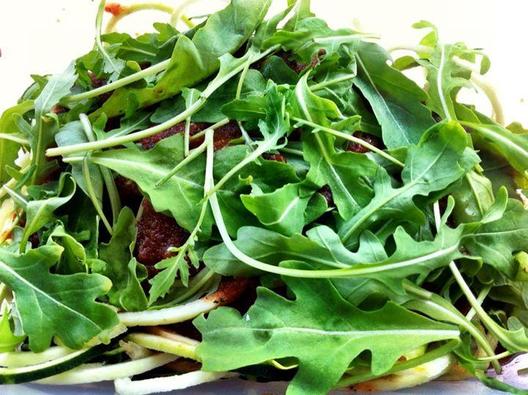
left=412, top=21, right=481, bottom=121
left=204, top=225, right=356, bottom=276
left=338, top=121, right=478, bottom=247
left=353, top=42, right=433, bottom=148
left=463, top=199, right=528, bottom=278
left=47, top=224, right=87, bottom=274
left=91, top=208, right=147, bottom=312
left=31, top=64, right=77, bottom=182
left=0, top=101, right=33, bottom=184
left=91, top=135, right=209, bottom=234
left=7, top=174, right=76, bottom=250
left=0, top=307, right=25, bottom=352
left=451, top=171, right=495, bottom=223
left=55, top=121, right=104, bottom=206
left=293, top=74, right=379, bottom=219
left=465, top=122, right=528, bottom=175
left=241, top=182, right=315, bottom=236
left=0, top=245, right=118, bottom=352
left=95, top=0, right=272, bottom=118
left=195, top=272, right=459, bottom=395
left=303, top=132, right=378, bottom=219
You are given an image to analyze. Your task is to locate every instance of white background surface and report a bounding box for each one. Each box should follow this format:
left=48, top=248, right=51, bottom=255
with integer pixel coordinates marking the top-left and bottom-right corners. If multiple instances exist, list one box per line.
left=0, top=0, right=527, bottom=125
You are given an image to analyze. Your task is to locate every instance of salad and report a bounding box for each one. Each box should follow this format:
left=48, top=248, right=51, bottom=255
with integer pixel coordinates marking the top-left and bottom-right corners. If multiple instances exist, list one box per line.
left=1, top=0, right=528, bottom=394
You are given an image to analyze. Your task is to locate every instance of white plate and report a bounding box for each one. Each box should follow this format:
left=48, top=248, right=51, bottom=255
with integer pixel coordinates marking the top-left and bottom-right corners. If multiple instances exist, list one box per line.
left=2, top=379, right=503, bottom=394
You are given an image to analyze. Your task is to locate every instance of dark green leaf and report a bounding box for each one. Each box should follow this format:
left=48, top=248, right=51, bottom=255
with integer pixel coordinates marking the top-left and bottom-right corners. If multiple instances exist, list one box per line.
left=338, top=121, right=478, bottom=246
left=195, top=272, right=459, bottom=395
left=0, top=245, right=118, bottom=352
left=353, top=42, right=433, bottom=148
left=92, top=208, right=147, bottom=312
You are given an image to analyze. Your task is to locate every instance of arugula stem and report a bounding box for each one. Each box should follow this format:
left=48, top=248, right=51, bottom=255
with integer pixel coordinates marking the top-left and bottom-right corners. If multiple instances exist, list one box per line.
left=82, top=157, right=113, bottom=235
left=478, top=351, right=512, bottom=362
left=311, top=75, right=356, bottom=91
left=156, top=142, right=207, bottom=188
left=403, top=281, right=500, bottom=371
left=80, top=114, right=121, bottom=225
left=433, top=201, right=520, bottom=362
left=188, top=118, right=230, bottom=143
left=0, top=134, right=30, bottom=145
left=65, top=60, right=169, bottom=103
left=169, top=269, right=217, bottom=306
left=292, top=117, right=405, bottom=167
left=336, top=341, right=457, bottom=388
left=96, top=1, right=120, bottom=75
left=465, top=285, right=491, bottom=321
left=280, top=147, right=304, bottom=157
left=50, top=97, right=205, bottom=157
left=207, top=138, right=275, bottom=197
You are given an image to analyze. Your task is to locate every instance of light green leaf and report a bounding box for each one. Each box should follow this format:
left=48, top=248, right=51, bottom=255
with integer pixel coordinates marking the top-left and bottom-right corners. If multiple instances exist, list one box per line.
left=47, top=224, right=87, bottom=274
left=0, top=101, right=34, bottom=184
left=195, top=273, right=459, bottom=395
left=34, top=64, right=77, bottom=116
left=241, top=183, right=314, bottom=236
left=204, top=222, right=465, bottom=296
left=32, top=64, right=77, bottom=182
left=303, top=132, right=378, bottom=219
left=0, top=245, right=118, bottom=352
left=0, top=307, right=25, bottom=352
left=294, top=76, right=378, bottom=219
left=451, top=171, right=495, bottom=223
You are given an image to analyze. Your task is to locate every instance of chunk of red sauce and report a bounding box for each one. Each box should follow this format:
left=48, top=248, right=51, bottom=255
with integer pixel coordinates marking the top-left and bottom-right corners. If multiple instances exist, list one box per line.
left=135, top=200, right=189, bottom=268
left=346, top=132, right=383, bottom=153
left=104, top=3, right=125, bottom=17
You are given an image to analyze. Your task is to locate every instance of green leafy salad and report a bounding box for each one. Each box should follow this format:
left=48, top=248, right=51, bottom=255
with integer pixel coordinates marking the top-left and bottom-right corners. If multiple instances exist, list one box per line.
left=1, top=0, right=528, bottom=393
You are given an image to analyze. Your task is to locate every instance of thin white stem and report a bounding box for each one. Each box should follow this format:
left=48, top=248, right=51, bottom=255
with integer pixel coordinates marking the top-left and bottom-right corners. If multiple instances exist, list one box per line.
left=114, top=371, right=235, bottom=395
left=0, top=134, right=30, bottom=145
left=119, top=298, right=217, bottom=327
left=37, top=354, right=177, bottom=385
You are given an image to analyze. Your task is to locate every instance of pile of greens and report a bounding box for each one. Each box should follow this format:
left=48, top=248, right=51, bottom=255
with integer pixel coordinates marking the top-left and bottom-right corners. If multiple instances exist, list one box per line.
left=1, top=0, right=528, bottom=394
